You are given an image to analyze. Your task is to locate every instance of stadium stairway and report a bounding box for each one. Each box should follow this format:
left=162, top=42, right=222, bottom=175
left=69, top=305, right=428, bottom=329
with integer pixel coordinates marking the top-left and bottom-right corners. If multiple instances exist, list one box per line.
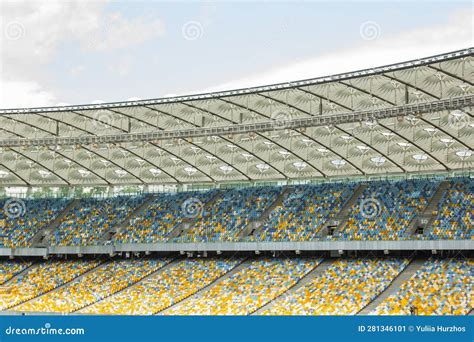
left=239, top=187, right=292, bottom=239
left=72, top=258, right=175, bottom=314
left=157, top=258, right=250, bottom=315
left=3, top=260, right=105, bottom=312
left=251, top=258, right=335, bottom=315
left=357, top=258, right=425, bottom=315
left=29, top=199, right=79, bottom=247
left=99, top=194, right=158, bottom=243
left=168, top=190, right=223, bottom=240
left=318, top=184, right=367, bottom=238
left=405, top=181, right=450, bottom=238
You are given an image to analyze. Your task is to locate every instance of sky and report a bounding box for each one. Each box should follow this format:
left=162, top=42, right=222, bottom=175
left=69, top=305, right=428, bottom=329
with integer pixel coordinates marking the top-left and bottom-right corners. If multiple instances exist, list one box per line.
left=0, top=0, right=472, bottom=109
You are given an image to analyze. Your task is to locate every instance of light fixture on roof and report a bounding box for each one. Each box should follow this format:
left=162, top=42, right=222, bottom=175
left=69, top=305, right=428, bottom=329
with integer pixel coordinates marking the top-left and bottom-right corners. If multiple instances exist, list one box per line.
left=365, top=120, right=377, bottom=129
left=317, top=148, right=329, bottom=156
left=114, top=169, right=127, bottom=177
left=412, top=154, right=428, bottom=163
left=219, top=165, right=233, bottom=174
left=370, top=156, right=386, bottom=167
left=170, top=157, right=180, bottom=164
left=135, top=158, right=145, bottom=166
left=301, top=138, right=313, bottom=147
left=26, top=160, right=35, bottom=168
left=263, top=141, right=275, bottom=148
left=0, top=170, right=9, bottom=178
left=397, top=142, right=412, bottom=150
left=38, top=170, right=51, bottom=178
left=356, top=145, right=370, bottom=154
left=406, top=115, right=419, bottom=126
left=331, top=159, right=346, bottom=169
left=381, top=132, right=395, bottom=140
left=324, top=125, right=336, bottom=134
left=278, top=150, right=291, bottom=159
left=241, top=153, right=253, bottom=161
left=78, top=169, right=90, bottom=177
left=183, top=166, right=198, bottom=176
left=423, top=127, right=438, bottom=136
left=205, top=155, right=217, bottom=163
left=293, top=161, right=307, bottom=171
left=190, top=146, right=200, bottom=153
left=226, top=144, right=238, bottom=151
left=100, top=159, right=111, bottom=167
left=149, top=168, right=162, bottom=176
left=340, top=135, right=353, bottom=142
left=439, top=138, right=455, bottom=147
left=255, top=163, right=270, bottom=173
left=455, top=150, right=472, bottom=160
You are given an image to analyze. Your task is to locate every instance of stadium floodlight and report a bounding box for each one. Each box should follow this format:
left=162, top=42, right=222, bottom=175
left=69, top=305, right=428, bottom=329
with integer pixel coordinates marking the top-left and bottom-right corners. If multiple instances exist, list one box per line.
left=317, top=148, right=329, bottom=156
left=370, top=156, right=387, bottom=167
left=114, top=169, right=128, bottom=177
left=256, top=163, right=270, bottom=173
left=293, top=161, right=308, bottom=171
left=241, top=153, right=253, bottom=161
left=331, top=159, right=346, bottom=169
left=439, top=138, right=455, bottom=147
left=397, top=142, right=412, bottom=150
left=205, top=155, right=217, bottom=162
left=423, top=127, right=438, bottom=136
left=38, top=170, right=51, bottom=178
left=219, top=165, right=233, bottom=174
left=184, top=166, right=198, bottom=175
left=279, top=150, right=291, bottom=158
left=356, top=145, right=371, bottom=154
left=149, top=168, right=162, bottom=176
left=412, top=154, right=428, bottom=163
left=455, top=150, right=472, bottom=160
left=226, top=144, right=238, bottom=151
left=78, top=169, right=91, bottom=177
left=0, top=170, right=9, bottom=178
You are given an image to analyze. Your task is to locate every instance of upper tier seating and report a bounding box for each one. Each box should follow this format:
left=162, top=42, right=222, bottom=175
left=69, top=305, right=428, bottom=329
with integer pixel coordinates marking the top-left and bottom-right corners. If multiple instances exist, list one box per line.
left=372, top=258, right=473, bottom=315
left=424, top=178, right=473, bottom=240
left=176, top=187, right=281, bottom=242
left=114, top=190, right=217, bottom=243
left=0, top=198, right=69, bottom=247
left=336, top=179, right=438, bottom=240
left=262, top=258, right=409, bottom=315
left=14, top=258, right=169, bottom=313
left=253, top=183, right=356, bottom=241
left=49, top=195, right=147, bottom=246
left=80, top=258, right=241, bottom=315
left=163, top=258, right=320, bottom=315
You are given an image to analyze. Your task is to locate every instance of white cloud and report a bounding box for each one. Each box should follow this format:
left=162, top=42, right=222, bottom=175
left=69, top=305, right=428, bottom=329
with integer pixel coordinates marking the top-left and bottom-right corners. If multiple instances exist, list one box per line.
left=193, top=9, right=473, bottom=94
left=0, top=0, right=165, bottom=108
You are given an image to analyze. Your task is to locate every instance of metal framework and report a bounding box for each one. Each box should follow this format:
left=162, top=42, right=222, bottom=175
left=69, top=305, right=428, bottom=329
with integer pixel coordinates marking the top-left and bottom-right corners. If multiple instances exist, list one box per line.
left=0, top=48, right=472, bottom=186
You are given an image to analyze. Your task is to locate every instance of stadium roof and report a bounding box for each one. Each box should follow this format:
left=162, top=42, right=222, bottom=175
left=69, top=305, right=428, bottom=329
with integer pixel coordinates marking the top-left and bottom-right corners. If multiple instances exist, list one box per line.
left=0, top=48, right=472, bottom=186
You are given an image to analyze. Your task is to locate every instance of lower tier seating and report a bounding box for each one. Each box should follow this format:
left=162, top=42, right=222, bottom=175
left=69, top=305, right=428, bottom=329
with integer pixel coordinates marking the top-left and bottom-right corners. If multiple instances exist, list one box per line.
left=262, top=258, right=409, bottom=315
left=80, top=258, right=242, bottom=315
left=14, top=258, right=170, bottom=313
left=372, top=258, right=473, bottom=315
left=0, top=259, right=99, bottom=310
left=163, top=258, right=321, bottom=315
